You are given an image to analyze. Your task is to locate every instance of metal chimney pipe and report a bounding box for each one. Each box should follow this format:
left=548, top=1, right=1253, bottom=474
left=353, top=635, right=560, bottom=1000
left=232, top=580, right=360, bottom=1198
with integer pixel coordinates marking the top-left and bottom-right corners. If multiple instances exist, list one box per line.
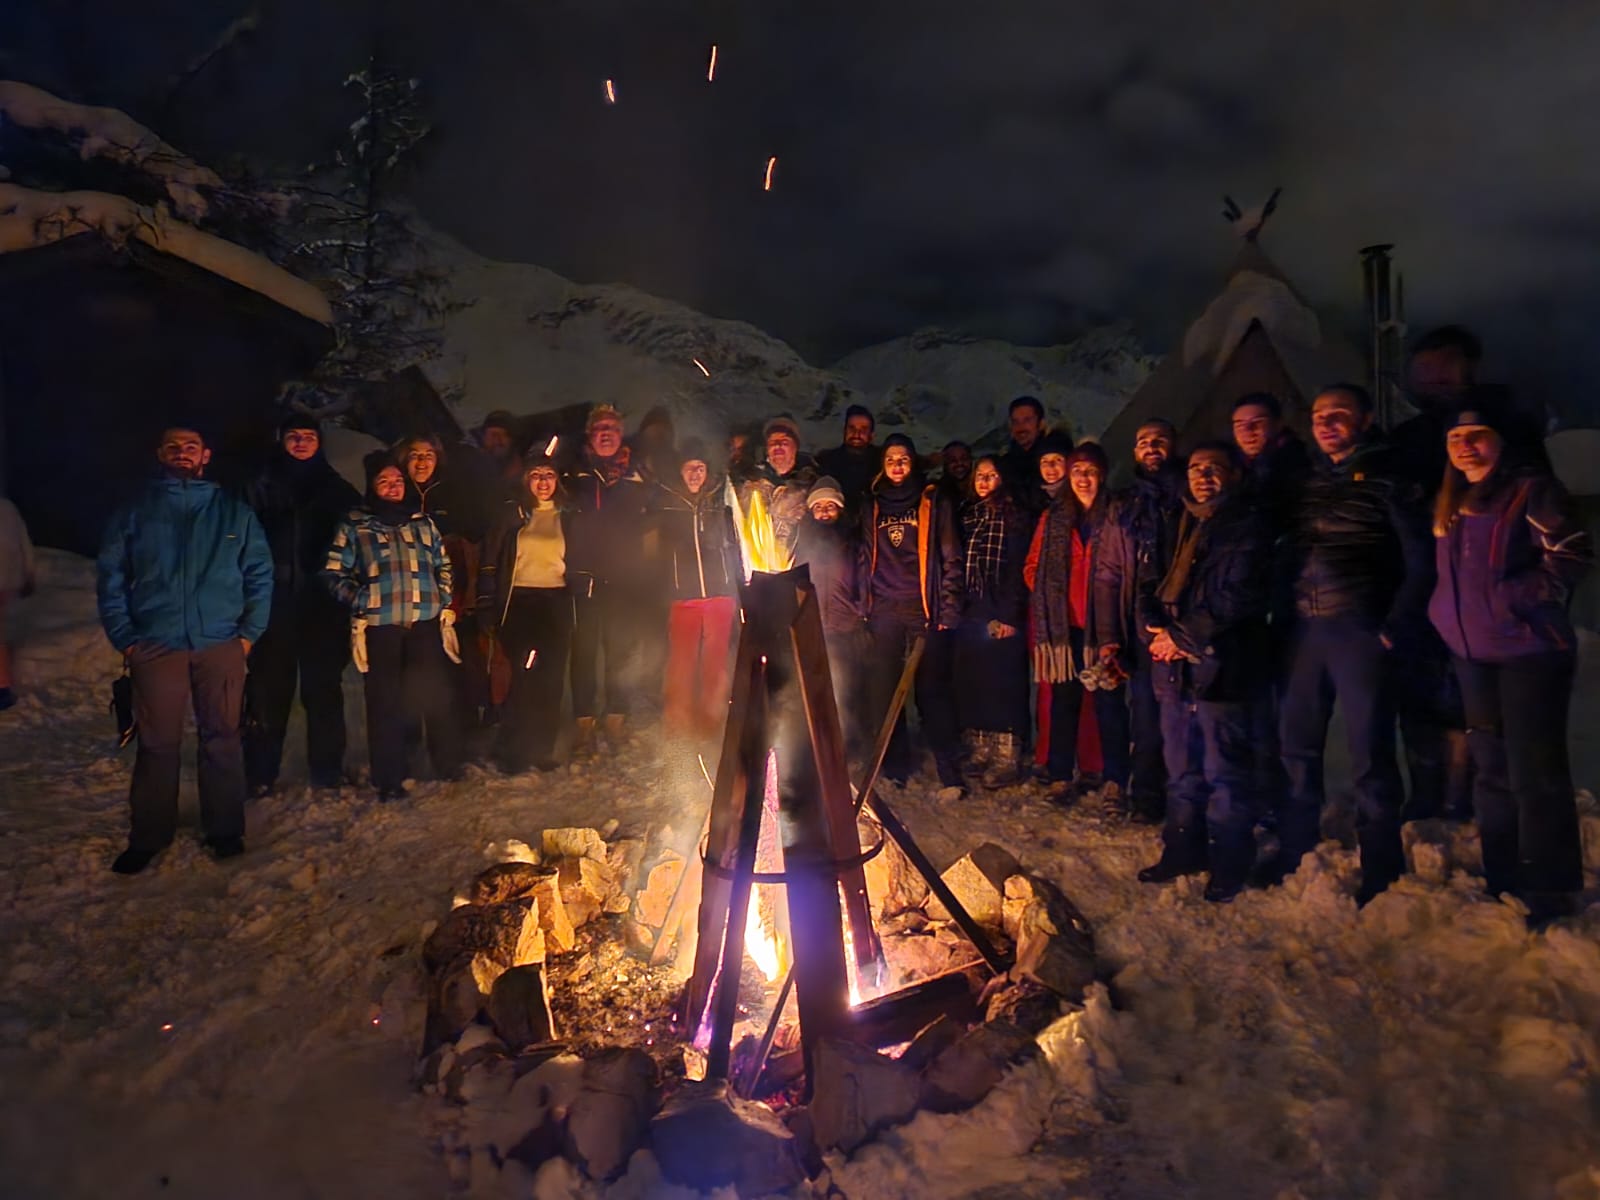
left=1360, top=244, right=1399, bottom=428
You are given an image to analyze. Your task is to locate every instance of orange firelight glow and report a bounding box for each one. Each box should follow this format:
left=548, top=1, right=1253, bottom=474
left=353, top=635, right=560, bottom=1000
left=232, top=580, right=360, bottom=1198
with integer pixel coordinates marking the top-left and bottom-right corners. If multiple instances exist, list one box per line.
left=763, top=156, right=777, bottom=191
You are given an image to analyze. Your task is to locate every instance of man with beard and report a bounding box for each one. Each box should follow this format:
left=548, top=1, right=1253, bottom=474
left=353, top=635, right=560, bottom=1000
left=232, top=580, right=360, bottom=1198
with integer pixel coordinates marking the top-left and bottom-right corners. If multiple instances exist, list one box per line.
left=815, top=405, right=879, bottom=516
left=1091, top=418, right=1184, bottom=822
left=999, top=396, right=1065, bottom=512
left=477, top=411, right=528, bottom=503
left=97, top=426, right=273, bottom=873
left=242, top=419, right=361, bottom=794
left=1135, top=442, right=1273, bottom=903
left=564, top=404, right=653, bottom=755
left=1267, top=385, right=1432, bottom=902
left=936, top=441, right=973, bottom=508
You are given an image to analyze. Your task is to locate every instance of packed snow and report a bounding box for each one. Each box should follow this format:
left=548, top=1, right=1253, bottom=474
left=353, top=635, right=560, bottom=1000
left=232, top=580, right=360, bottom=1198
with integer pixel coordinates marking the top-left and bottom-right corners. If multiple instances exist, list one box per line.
left=5, top=549, right=1600, bottom=1200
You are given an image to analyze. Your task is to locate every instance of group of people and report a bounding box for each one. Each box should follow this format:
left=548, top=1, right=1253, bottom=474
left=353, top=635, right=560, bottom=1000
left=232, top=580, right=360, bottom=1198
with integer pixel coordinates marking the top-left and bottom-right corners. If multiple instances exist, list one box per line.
left=87, top=326, right=1593, bottom=925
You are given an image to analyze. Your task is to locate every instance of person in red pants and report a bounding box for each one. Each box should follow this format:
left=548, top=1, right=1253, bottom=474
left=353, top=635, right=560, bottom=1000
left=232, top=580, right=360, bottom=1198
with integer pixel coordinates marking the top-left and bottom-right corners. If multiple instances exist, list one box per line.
left=653, top=439, right=741, bottom=740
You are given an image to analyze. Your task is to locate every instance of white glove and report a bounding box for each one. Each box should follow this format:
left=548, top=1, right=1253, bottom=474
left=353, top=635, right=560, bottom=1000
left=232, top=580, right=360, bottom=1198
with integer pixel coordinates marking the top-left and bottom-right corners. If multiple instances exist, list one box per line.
left=351, top=616, right=369, bottom=674
left=440, top=609, right=461, bottom=664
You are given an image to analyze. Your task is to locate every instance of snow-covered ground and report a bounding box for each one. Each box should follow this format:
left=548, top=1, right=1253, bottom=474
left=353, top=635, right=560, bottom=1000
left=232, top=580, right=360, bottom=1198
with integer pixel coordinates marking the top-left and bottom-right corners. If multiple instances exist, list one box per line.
left=6, top=550, right=1600, bottom=1200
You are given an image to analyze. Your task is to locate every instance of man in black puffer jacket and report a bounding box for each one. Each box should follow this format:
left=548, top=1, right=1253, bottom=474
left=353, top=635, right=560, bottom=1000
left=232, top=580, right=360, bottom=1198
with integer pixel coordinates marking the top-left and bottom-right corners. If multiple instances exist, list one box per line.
left=1092, top=418, right=1184, bottom=821
left=1269, top=385, right=1434, bottom=902
left=242, top=419, right=361, bottom=792
left=1135, top=442, right=1273, bottom=903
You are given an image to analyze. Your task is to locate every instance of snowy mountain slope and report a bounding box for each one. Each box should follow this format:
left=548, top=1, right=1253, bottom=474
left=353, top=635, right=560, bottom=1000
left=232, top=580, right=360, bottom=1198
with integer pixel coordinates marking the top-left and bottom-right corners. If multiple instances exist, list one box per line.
left=420, top=230, right=1154, bottom=453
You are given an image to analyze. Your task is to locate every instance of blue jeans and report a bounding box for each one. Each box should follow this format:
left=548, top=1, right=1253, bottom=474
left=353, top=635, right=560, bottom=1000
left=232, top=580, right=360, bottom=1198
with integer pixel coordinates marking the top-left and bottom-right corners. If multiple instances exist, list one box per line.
left=1153, top=664, right=1256, bottom=886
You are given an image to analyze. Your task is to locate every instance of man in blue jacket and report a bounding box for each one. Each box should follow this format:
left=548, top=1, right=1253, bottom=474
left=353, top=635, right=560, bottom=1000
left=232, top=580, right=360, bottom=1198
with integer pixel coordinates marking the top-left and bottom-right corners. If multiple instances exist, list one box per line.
left=97, top=426, right=273, bottom=874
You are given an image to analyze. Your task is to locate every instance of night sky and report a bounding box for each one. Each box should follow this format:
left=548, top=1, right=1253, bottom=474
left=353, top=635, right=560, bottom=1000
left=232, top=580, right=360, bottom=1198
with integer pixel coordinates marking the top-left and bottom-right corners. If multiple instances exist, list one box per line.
left=9, top=1, right=1600, bottom=419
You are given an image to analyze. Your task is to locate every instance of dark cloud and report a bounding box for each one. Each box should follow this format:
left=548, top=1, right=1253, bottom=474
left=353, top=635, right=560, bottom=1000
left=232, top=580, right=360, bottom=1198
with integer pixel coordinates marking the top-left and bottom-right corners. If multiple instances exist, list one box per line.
left=9, top=1, right=1600, bottom=418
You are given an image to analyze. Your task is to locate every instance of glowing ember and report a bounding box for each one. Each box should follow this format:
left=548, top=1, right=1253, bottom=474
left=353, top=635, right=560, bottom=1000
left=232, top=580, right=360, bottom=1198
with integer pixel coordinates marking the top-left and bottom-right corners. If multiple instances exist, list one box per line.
left=604, top=79, right=617, bottom=105
left=707, top=44, right=718, bottom=82
left=524, top=649, right=537, bottom=670
left=544, top=434, right=559, bottom=455
left=763, top=155, right=777, bottom=191
left=692, top=357, right=711, bottom=377
left=159, top=1023, right=173, bottom=1033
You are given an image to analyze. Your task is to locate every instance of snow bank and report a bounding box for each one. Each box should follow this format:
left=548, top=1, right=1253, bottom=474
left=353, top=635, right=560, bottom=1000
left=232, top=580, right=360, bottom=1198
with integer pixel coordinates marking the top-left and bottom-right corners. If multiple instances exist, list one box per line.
left=5, top=552, right=1600, bottom=1199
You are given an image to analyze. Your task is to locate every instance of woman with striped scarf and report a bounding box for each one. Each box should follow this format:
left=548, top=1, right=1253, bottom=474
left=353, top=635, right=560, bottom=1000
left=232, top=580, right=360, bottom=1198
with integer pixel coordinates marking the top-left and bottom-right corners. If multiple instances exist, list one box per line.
left=1024, top=441, right=1130, bottom=802
left=954, top=456, right=1034, bottom=787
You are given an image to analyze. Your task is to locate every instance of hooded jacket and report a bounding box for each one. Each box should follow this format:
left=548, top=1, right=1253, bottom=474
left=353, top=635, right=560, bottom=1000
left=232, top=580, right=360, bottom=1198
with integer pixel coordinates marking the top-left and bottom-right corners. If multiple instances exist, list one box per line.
left=858, top=477, right=962, bottom=629
left=651, top=479, right=739, bottom=602
left=97, top=475, right=274, bottom=652
left=1428, top=466, right=1592, bottom=661
left=244, top=448, right=361, bottom=611
left=321, top=502, right=452, bottom=628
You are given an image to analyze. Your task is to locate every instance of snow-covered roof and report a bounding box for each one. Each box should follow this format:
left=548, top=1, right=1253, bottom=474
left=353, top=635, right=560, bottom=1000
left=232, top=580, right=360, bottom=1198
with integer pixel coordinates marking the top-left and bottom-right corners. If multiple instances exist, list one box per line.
left=0, top=80, right=220, bottom=220
left=0, top=181, right=332, bottom=325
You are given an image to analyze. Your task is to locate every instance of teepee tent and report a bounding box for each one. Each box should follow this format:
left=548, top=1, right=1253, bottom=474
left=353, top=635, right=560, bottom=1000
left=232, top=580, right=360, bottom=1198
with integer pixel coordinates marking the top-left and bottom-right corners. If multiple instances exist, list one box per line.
left=1097, top=235, right=1364, bottom=480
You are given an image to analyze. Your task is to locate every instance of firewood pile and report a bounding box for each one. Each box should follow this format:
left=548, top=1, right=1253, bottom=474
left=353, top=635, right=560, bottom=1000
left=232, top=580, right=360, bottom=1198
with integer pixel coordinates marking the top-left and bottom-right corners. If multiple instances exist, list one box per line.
left=416, top=818, right=1099, bottom=1193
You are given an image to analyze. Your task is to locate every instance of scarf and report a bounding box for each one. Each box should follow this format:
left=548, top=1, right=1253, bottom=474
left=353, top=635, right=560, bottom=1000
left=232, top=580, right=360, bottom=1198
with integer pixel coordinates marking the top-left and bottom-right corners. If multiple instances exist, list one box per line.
left=1156, top=493, right=1223, bottom=608
left=1029, top=493, right=1079, bottom=683
left=962, top=497, right=1008, bottom=600
left=587, top=444, right=633, bottom=487
left=368, top=496, right=415, bottom=526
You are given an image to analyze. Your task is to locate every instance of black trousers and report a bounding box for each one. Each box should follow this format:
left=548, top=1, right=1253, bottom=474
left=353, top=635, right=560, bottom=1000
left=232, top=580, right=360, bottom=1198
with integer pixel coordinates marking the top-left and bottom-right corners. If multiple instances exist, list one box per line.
left=496, top=588, right=574, bottom=768
left=1128, top=643, right=1167, bottom=815
left=1045, top=628, right=1130, bottom=786
left=953, top=620, right=1030, bottom=735
left=1278, top=617, right=1406, bottom=885
left=364, top=619, right=463, bottom=792
left=1454, top=652, right=1583, bottom=897
left=243, top=595, right=349, bottom=788
left=1393, top=636, right=1473, bottom=819
left=865, top=613, right=959, bottom=785
left=127, top=641, right=247, bottom=852
left=570, top=581, right=643, bottom=719
left=824, top=624, right=871, bottom=757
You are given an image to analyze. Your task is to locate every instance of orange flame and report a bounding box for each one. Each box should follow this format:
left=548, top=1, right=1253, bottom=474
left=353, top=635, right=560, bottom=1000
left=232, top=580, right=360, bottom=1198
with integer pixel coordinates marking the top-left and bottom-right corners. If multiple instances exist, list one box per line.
left=707, top=44, right=718, bottom=82
left=763, top=156, right=777, bottom=191
left=604, top=78, right=617, bottom=104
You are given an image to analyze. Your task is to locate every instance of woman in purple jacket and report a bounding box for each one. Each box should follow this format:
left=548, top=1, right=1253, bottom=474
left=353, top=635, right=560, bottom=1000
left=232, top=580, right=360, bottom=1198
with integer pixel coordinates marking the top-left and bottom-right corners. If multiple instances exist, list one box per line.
left=1427, top=403, right=1592, bottom=925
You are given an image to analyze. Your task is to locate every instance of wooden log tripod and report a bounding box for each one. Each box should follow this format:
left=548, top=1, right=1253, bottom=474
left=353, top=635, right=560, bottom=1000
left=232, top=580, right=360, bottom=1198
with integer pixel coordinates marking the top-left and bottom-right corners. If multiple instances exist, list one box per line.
left=680, top=566, right=1011, bottom=1098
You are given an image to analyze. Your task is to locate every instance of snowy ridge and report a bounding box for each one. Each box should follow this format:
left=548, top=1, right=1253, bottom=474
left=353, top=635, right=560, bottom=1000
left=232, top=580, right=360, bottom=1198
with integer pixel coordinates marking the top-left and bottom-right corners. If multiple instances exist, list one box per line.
left=422, top=229, right=1154, bottom=453
left=7, top=551, right=1600, bottom=1198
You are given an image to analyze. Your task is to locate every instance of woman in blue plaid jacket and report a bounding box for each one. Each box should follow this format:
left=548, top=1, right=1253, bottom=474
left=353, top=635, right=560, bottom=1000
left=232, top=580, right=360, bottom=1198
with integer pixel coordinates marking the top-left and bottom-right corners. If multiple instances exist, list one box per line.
left=322, top=456, right=464, bottom=800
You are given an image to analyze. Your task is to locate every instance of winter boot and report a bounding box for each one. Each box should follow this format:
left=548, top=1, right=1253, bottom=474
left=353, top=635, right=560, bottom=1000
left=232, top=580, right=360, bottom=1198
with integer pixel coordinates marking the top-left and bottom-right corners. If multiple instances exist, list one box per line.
left=961, top=731, right=994, bottom=780
left=602, top=712, right=628, bottom=752
left=111, top=847, right=157, bottom=875
left=572, top=716, right=597, bottom=761
left=980, top=733, right=1026, bottom=789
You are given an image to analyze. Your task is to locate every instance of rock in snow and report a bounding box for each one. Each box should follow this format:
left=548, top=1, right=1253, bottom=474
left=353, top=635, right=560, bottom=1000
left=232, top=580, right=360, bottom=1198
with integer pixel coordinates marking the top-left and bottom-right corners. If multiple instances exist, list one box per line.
left=924, top=842, right=1023, bottom=931
left=650, top=1080, right=805, bottom=1195
left=808, top=1038, right=923, bottom=1154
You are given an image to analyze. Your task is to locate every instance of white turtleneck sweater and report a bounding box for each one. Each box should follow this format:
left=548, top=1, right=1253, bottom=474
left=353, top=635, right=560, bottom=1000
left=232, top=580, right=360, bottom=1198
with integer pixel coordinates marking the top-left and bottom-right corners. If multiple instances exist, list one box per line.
left=511, top=505, right=566, bottom=589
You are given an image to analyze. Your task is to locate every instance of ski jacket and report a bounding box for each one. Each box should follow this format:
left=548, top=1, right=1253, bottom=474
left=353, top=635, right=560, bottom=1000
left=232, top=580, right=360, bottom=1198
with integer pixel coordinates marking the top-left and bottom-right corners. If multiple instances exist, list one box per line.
left=794, top=516, right=864, bottom=635
left=858, top=480, right=962, bottom=629
left=562, top=458, right=653, bottom=592
left=1429, top=467, right=1592, bottom=661
left=1140, top=495, right=1273, bottom=703
left=814, top=445, right=879, bottom=515
left=651, top=481, right=739, bottom=602
left=322, top=508, right=452, bottom=627
left=244, top=450, right=361, bottom=610
left=96, top=476, right=273, bottom=653
left=1281, top=438, right=1434, bottom=643
left=476, top=499, right=577, bottom=633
